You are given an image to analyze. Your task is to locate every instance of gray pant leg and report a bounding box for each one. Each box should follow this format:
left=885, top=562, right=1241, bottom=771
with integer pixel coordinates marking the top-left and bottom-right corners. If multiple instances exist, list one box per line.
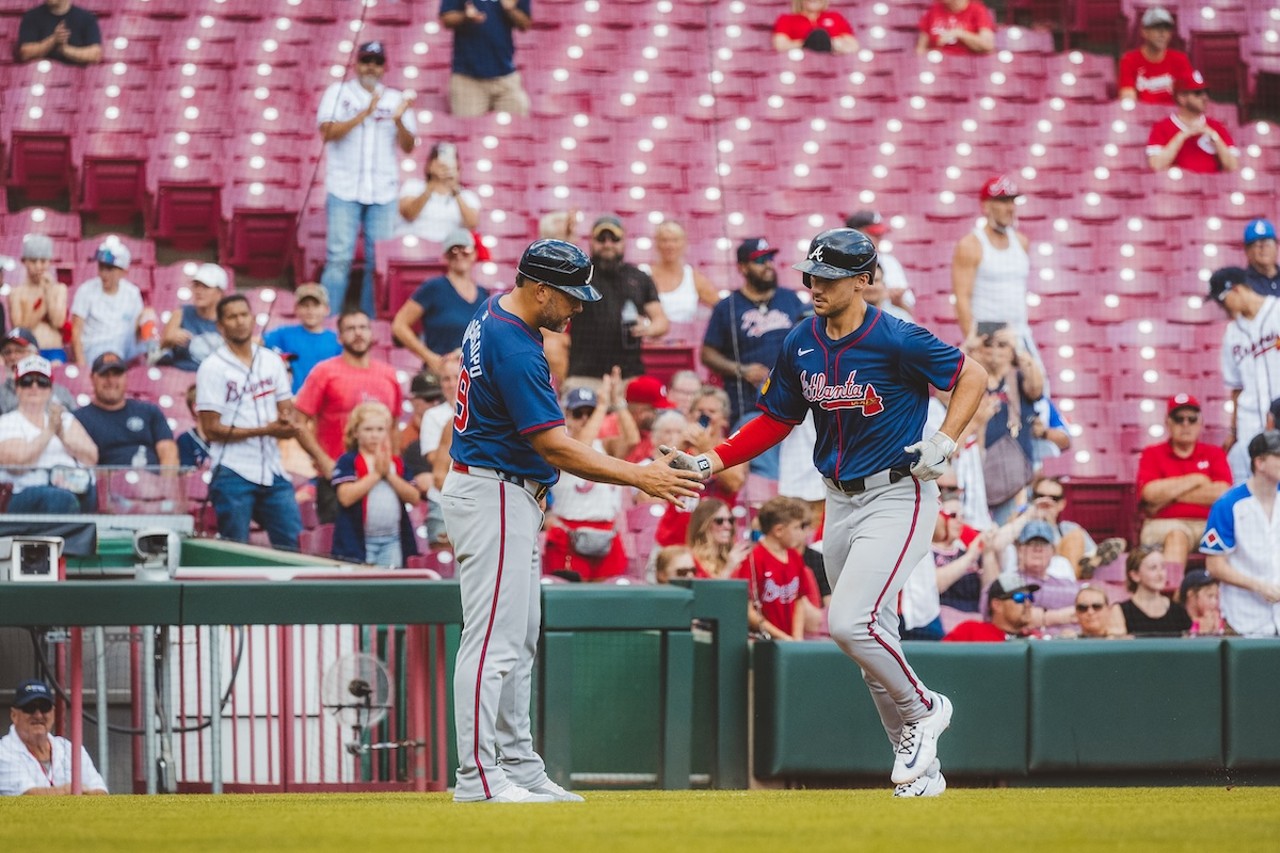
left=495, top=536, right=549, bottom=789
left=443, top=472, right=543, bottom=800
left=823, top=478, right=940, bottom=734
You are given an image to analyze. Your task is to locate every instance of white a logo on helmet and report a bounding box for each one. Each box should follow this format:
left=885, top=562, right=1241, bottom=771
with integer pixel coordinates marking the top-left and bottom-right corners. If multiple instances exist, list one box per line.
left=809, top=245, right=825, bottom=264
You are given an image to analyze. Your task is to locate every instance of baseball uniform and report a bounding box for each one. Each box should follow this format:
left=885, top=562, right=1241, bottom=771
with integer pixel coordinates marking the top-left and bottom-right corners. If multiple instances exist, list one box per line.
left=1220, top=296, right=1280, bottom=481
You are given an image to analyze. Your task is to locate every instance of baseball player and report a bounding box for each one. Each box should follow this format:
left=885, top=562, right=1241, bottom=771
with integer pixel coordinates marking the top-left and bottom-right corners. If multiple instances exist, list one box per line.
left=664, top=228, right=986, bottom=797
left=442, top=239, right=702, bottom=804
left=1209, top=266, right=1280, bottom=482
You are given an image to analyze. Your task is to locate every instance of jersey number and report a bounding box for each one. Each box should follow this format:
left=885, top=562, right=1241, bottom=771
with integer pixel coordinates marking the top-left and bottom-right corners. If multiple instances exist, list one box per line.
left=454, top=370, right=471, bottom=433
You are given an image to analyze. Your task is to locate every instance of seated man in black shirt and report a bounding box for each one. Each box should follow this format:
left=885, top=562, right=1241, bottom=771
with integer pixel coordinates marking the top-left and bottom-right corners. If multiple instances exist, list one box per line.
left=73, top=352, right=177, bottom=468
left=16, top=0, right=102, bottom=65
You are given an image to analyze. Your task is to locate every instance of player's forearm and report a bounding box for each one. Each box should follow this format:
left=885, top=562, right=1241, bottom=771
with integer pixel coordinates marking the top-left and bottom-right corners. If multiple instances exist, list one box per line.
left=539, top=436, right=646, bottom=489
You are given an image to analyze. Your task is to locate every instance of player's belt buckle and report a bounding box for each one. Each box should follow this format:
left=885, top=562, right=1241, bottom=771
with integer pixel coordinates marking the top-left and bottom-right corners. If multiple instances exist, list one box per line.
left=830, top=466, right=912, bottom=494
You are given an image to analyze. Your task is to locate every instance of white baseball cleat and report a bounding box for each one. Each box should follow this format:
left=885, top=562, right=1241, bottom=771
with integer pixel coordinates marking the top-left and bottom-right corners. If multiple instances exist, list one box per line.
left=527, top=779, right=586, bottom=802
left=891, top=692, right=953, bottom=785
left=460, top=785, right=557, bottom=803
left=892, top=759, right=946, bottom=798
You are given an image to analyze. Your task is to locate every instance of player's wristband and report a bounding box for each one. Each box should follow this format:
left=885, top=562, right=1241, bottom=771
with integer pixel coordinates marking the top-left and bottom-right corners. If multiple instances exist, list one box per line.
left=714, top=412, right=794, bottom=470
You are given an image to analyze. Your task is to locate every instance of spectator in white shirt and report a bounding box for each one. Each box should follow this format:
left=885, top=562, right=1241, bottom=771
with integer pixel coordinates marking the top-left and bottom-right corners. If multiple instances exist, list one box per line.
left=69, top=238, right=156, bottom=368
left=397, top=141, right=480, bottom=242
left=317, top=41, right=417, bottom=318
left=0, top=680, right=106, bottom=796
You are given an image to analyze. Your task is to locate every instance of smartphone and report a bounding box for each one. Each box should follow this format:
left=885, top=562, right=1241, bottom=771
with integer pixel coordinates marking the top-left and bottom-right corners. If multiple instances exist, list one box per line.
left=697, top=413, right=712, bottom=429
left=436, top=142, right=457, bottom=170
left=976, top=321, right=1004, bottom=338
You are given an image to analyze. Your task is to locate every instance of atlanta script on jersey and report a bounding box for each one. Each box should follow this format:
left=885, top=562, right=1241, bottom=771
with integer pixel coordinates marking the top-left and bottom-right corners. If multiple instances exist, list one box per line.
left=759, top=306, right=964, bottom=481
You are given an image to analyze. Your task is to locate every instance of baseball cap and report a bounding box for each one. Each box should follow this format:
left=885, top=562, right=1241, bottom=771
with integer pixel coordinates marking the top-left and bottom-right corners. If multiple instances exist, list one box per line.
left=21, top=233, right=53, bottom=261
left=1017, top=519, right=1056, bottom=545
left=736, top=237, right=779, bottom=264
left=592, top=215, right=625, bottom=239
left=4, top=328, right=39, bottom=351
left=15, top=355, right=52, bottom=379
left=1244, top=218, right=1277, bottom=246
left=1176, top=69, right=1209, bottom=94
left=94, top=239, right=131, bottom=270
left=13, top=679, right=54, bottom=710
left=1141, top=6, right=1175, bottom=28
left=357, top=41, right=386, bottom=61
left=626, top=375, right=674, bottom=409
left=1247, top=429, right=1280, bottom=461
left=409, top=371, right=444, bottom=402
left=294, top=283, right=328, bottom=305
left=1166, top=393, right=1200, bottom=416
left=91, top=351, right=128, bottom=375
left=443, top=228, right=476, bottom=253
left=988, top=571, right=1041, bottom=600
left=1179, top=568, right=1215, bottom=599
left=1208, top=266, right=1248, bottom=303
left=562, top=387, right=598, bottom=412
left=191, top=262, right=229, bottom=290
left=843, top=210, right=889, bottom=236
left=980, top=175, right=1022, bottom=201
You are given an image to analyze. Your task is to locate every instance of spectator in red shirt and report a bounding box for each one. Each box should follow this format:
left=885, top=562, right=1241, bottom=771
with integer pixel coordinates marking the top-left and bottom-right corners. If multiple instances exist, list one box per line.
left=943, top=572, right=1038, bottom=641
left=1117, top=7, right=1192, bottom=105
left=1146, top=69, right=1239, bottom=173
left=773, top=1, right=859, bottom=55
left=294, top=310, right=405, bottom=523
left=601, top=374, right=668, bottom=463
left=734, top=496, right=822, bottom=640
left=1135, top=393, right=1232, bottom=582
left=916, top=0, right=995, bottom=56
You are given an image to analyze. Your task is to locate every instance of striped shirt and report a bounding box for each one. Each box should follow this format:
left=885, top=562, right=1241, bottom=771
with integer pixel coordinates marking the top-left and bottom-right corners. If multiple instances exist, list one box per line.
left=1200, top=482, right=1280, bottom=636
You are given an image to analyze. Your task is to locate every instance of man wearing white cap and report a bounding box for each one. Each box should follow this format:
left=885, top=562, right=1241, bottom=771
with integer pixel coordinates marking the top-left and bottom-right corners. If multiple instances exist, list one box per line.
left=69, top=238, right=157, bottom=368
left=0, top=355, right=98, bottom=514
left=8, top=234, right=69, bottom=363
left=157, top=263, right=228, bottom=371
left=0, top=328, right=76, bottom=415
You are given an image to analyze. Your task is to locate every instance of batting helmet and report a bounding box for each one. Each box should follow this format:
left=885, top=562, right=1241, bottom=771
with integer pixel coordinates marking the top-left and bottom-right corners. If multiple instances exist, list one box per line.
left=517, top=239, right=601, bottom=302
left=791, top=228, right=877, bottom=287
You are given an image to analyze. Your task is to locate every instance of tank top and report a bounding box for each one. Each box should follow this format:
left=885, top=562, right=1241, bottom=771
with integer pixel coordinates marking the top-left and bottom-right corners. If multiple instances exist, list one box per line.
left=971, top=226, right=1030, bottom=328
left=1120, top=598, right=1192, bottom=636
left=640, top=263, right=700, bottom=323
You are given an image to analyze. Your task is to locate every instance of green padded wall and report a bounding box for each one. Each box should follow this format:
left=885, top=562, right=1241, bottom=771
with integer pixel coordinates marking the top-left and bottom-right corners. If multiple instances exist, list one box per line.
left=1028, top=639, right=1223, bottom=771
left=1223, top=639, right=1280, bottom=769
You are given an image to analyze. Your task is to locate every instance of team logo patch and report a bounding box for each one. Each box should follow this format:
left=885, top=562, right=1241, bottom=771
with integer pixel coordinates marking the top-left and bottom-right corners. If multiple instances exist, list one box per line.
left=799, top=369, right=884, bottom=415
left=808, top=246, right=825, bottom=264
left=1200, top=527, right=1226, bottom=551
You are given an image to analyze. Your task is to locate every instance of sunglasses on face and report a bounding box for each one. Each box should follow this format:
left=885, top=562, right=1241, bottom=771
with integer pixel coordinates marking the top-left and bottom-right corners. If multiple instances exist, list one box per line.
left=1005, top=592, right=1035, bottom=604
left=1076, top=602, right=1106, bottom=613
left=568, top=408, right=596, bottom=419
left=671, top=566, right=696, bottom=578
left=593, top=233, right=622, bottom=243
left=20, top=702, right=53, bottom=714
left=1033, top=492, right=1064, bottom=502
left=18, top=375, right=51, bottom=388
left=711, top=516, right=734, bottom=526
left=1170, top=414, right=1199, bottom=425
left=358, top=56, right=386, bottom=66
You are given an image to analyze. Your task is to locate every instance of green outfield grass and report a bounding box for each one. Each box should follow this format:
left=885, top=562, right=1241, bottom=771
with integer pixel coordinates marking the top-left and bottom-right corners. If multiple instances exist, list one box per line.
left=4, top=788, right=1278, bottom=852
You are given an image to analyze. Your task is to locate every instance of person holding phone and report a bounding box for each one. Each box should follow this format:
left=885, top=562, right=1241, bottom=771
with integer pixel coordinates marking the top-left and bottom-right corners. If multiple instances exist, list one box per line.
left=398, top=141, right=481, bottom=243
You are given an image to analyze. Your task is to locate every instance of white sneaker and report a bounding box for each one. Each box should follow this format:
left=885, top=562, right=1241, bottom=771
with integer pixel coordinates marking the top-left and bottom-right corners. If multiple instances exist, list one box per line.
left=893, top=759, right=946, bottom=798
left=527, top=779, right=585, bottom=802
left=458, top=785, right=557, bottom=803
left=891, top=693, right=953, bottom=785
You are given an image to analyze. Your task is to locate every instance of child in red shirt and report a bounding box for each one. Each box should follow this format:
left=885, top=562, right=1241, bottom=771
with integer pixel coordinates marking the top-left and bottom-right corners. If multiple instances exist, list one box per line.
left=735, top=496, right=822, bottom=640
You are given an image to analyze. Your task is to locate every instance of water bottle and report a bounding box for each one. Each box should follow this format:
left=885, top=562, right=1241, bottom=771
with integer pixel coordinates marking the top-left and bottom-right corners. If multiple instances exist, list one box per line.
left=620, top=299, right=639, bottom=350
left=132, top=445, right=148, bottom=469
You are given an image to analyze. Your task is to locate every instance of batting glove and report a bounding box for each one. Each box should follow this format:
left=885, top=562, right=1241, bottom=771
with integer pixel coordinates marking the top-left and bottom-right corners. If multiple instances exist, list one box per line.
left=903, top=433, right=957, bottom=481
left=658, top=444, right=713, bottom=479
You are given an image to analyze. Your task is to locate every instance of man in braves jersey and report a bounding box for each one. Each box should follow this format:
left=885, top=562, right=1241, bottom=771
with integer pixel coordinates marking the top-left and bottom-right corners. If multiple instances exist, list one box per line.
left=665, top=228, right=987, bottom=797
left=1210, top=266, right=1280, bottom=482
left=1199, top=430, right=1280, bottom=636
left=702, top=238, right=809, bottom=426
left=195, top=294, right=305, bottom=550
left=1117, top=7, right=1192, bottom=105
left=1146, top=69, right=1239, bottom=173
left=441, top=239, right=701, bottom=804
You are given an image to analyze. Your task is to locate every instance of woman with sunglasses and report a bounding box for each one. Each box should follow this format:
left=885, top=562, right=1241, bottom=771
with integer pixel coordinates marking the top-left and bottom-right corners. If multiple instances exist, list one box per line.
left=1072, top=586, right=1119, bottom=639
left=391, top=228, right=490, bottom=375
left=687, top=498, right=752, bottom=579
left=0, top=356, right=97, bottom=513
left=1114, top=547, right=1193, bottom=636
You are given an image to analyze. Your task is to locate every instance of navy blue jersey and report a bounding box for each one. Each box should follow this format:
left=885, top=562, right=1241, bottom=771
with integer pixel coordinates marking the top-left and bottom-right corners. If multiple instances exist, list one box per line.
left=759, top=306, right=964, bottom=481
left=703, top=288, right=808, bottom=423
left=451, top=295, right=564, bottom=485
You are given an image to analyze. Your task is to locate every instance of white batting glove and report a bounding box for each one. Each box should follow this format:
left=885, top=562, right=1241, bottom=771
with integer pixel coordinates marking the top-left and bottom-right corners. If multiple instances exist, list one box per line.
left=658, top=444, right=712, bottom=480
left=903, top=433, right=957, bottom=481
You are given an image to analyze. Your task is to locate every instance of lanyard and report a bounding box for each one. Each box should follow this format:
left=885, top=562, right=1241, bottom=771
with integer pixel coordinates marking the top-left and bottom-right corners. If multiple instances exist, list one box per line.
left=25, top=743, right=55, bottom=787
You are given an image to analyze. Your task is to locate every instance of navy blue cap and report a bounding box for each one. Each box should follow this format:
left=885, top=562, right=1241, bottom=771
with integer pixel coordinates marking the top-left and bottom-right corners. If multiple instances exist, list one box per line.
left=563, top=387, right=598, bottom=412
left=13, top=679, right=54, bottom=710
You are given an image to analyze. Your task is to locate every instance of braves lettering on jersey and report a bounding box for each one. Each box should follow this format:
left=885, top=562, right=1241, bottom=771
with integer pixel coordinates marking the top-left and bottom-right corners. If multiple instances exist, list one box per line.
left=451, top=295, right=564, bottom=484
left=1199, top=482, right=1280, bottom=636
left=759, top=307, right=964, bottom=481
left=1221, top=296, right=1280, bottom=479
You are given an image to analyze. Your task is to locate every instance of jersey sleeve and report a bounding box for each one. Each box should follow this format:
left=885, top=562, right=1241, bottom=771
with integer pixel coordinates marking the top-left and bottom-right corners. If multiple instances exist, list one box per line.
left=149, top=405, right=175, bottom=442
left=70, top=284, right=89, bottom=319
left=1134, top=445, right=1160, bottom=496
left=331, top=451, right=358, bottom=486
left=894, top=322, right=965, bottom=391
left=498, top=346, right=565, bottom=436
left=316, top=82, right=339, bottom=126
left=702, top=299, right=731, bottom=353
left=757, top=336, right=808, bottom=424
left=1220, top=327, right=1242, bottom=390
left=1213, top=118, right=1236, bottom=149
left=827, top=13, right=855, bottom=37
left=194, top=359, right=224, bottom=417
left=1117, top=51, right=1137, bottom=89
left=1199, top=492, right=1236, bottom=554
left=1146, top=119, right=1174, bottom=155
left=271, top=353, right=293, bottom=402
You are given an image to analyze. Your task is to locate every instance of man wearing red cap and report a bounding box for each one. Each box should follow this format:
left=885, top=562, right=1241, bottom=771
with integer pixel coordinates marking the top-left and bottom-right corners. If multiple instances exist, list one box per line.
left=952, top=176, right=1041, bottom=368
left=1136, top=393, right=1232, bottom=582
left=1146, top=69, right=1238, bottom=173
left=601, top=374, right=669, bottom=464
